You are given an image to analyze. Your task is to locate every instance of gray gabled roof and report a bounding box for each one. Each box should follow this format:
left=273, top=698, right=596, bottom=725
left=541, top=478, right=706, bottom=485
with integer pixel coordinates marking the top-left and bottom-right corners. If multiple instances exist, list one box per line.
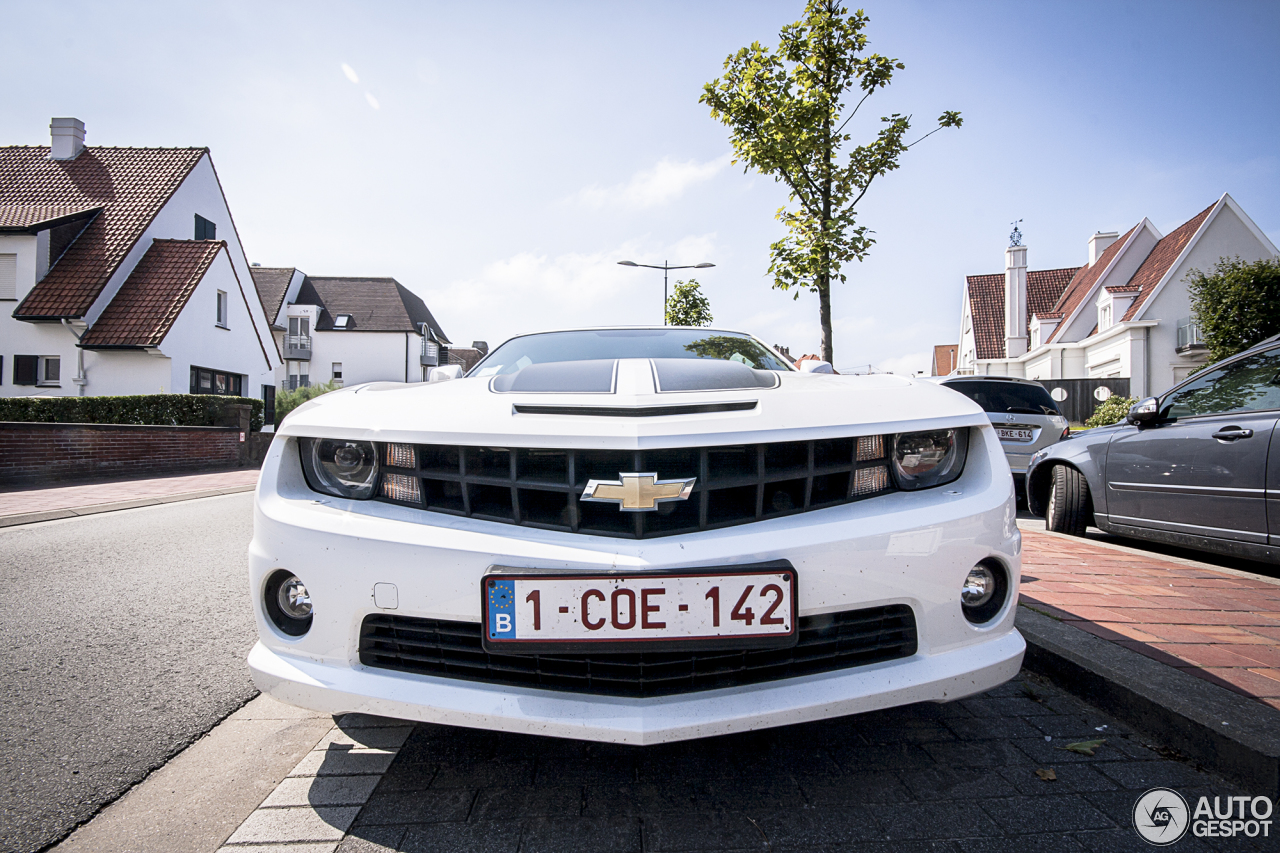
left=248, top=266, right=295, bottom=324
left=293, top=276, right=450, bottom=342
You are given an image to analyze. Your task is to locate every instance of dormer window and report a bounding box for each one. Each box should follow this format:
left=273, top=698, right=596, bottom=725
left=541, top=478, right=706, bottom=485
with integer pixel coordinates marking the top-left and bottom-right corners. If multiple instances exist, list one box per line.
left=195, top=214, right=216, bottom=241
left=334, top=314, right=352, bottom=329
left=1098, top=301, right=1112, bottom=332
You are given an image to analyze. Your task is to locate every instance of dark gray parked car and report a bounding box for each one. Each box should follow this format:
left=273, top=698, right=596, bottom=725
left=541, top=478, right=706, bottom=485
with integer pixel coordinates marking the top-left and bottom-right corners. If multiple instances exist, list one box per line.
left=1026, top=336, right=1280, bottom=564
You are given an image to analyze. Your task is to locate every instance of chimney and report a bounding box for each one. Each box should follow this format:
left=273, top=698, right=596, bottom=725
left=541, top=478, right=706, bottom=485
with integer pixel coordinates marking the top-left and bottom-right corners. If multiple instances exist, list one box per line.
left=1088, top=231, right=1118, bottom=266
left=50, top=118, right=85, bottom=160
left=1004, top=243, right=1028, bottom=358
left=472, top=341, right=489, bottom=355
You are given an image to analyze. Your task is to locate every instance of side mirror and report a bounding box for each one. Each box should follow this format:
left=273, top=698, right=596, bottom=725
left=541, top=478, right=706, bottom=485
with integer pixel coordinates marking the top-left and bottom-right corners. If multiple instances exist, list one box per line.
left=428, top=365, right=463, bottom=383
left=1126, top=397, right=1160, bottom=425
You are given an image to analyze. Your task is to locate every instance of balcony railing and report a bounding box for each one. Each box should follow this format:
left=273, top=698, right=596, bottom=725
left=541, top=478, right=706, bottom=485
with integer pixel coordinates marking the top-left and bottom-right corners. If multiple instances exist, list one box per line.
left=421, top=339, right=440, bottom=367
left=1176, top=318, right=1204, bottom=352
left=285, top=376, right=311, bottom=391
left=284, top=334, right=312, bottom=360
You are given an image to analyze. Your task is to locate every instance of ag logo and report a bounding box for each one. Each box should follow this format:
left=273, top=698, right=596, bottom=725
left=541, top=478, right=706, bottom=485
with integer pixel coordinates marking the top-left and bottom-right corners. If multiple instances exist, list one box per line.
left=1134, top=788, right=1189, bottom=845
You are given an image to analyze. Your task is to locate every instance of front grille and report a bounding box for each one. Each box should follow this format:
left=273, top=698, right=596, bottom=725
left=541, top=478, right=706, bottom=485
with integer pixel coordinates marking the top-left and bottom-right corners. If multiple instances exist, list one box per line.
left=374, top=436, right=895, bottom=538
left=358, top=605, right=917, bottom=698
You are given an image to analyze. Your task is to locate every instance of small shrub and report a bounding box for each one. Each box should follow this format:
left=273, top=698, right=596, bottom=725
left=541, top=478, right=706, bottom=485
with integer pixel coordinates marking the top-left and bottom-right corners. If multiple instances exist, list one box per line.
left=276, top=381, right=340, bottom=424
left=0, top=394, right=264, bottom=431
left=1084, top=395, right=1137, bottom=429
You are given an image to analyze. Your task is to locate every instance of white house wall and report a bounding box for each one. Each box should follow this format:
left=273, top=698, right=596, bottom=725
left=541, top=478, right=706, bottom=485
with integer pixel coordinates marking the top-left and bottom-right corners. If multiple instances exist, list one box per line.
left=81, top=350, right=171, bottom=396
left=159, top=251, right=277, bottom=397
left=0, top=233, right=82, bottom=397
left=310, top=331, right=425, bottom=387
left=79, top=153, right=280, bottom=393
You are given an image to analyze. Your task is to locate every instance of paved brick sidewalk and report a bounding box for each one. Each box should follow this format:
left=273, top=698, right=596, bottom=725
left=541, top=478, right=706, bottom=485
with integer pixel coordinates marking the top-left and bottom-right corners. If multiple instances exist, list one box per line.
left=1020, top=525, right=1280, bottom=711
left=0, top=467, right=260, bottom=520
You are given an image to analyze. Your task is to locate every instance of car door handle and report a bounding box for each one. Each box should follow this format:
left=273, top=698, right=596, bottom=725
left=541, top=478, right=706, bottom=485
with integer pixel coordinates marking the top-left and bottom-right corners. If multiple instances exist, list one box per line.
left=1212, top=427, right=1254, bottom=441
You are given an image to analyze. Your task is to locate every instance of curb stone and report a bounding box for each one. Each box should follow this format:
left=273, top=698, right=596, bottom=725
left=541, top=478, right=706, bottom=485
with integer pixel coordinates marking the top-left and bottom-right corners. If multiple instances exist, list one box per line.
left=0, top=484, right=255, bottom=528
left=1016, top=605, right=1280, bottom=799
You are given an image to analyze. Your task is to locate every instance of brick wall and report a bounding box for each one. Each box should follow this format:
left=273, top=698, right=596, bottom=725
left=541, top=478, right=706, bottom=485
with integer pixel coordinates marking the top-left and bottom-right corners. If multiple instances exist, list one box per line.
left=0, top=422, right=248, bottom=485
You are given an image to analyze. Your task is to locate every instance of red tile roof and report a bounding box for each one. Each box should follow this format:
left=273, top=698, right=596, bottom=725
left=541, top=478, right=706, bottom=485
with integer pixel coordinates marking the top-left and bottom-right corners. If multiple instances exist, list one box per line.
left=0, top=203, right=100, bottom=231
left=966, top=266, right=1082, bottom=359
left=2, top=146, right=207, bottom=319
left=1043, top=225, right=1139, bottom=343
left=79, top=240, right=224, bottom=348
left=1120, top=202, right=1215, bottom=322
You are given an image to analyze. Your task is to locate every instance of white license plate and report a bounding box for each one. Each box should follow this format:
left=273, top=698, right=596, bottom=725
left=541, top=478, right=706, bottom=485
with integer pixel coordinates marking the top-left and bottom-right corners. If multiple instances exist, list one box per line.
left=482, top=564, right=797, bottom=653
left=997, top=427, right=1035, bottom=442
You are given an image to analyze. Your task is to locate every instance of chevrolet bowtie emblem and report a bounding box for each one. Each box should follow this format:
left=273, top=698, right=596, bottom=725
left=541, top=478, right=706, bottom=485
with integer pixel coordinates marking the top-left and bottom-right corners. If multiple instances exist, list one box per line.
left=581, top=473, right=696, bottom=512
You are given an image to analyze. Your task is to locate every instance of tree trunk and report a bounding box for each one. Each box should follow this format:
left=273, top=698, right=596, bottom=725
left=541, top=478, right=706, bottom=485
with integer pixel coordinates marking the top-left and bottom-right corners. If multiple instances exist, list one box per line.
left=819, top=268, right=833, bottom=364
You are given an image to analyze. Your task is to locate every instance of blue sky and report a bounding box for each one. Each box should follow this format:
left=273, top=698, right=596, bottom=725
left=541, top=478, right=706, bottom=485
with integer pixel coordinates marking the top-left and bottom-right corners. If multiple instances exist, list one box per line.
left=3, top=1, right=1277, bottom=372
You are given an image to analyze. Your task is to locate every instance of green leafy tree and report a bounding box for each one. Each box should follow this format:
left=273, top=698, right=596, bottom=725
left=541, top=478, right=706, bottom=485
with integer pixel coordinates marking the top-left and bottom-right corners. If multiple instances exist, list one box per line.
left=665, top=278, right=714, bottom=326
left=276, top=381, right=340, bottom=424
left=1187, top=256, right=1280, bottom=363
left=1084, top=396, right=1136, bottom=429
left=701, top=0, right=961, bottom=363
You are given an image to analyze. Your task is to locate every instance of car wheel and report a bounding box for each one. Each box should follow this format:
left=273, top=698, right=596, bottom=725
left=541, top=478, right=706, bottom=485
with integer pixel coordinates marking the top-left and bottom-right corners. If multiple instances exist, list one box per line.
left=1046, top=464, right=1090, bottom=537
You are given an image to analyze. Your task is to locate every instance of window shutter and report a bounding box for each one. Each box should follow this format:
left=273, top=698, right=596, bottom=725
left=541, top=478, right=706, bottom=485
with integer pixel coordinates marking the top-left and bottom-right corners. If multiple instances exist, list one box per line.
left=14, top=355, right=37, bottom=386
left=0, top=254, right=16, bottom=300
left=263, top=385, right=275, bottom=425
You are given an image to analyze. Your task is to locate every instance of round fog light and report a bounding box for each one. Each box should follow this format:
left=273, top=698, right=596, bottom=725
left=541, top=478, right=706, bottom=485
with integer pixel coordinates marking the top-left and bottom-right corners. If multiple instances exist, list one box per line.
left=961, top=560, right=1008, bottom=625
left=264, top=570, right=314, bottom=636
left=961, top=565, right=995, bottom=607
left=278, top=577, right=313, bottom=619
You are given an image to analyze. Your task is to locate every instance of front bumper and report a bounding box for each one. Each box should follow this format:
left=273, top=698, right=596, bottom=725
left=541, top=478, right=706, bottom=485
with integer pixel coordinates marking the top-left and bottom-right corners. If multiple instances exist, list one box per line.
left=249, top=428, right=1023, bottom=743
left=249, top=629, right=1024, bottom=745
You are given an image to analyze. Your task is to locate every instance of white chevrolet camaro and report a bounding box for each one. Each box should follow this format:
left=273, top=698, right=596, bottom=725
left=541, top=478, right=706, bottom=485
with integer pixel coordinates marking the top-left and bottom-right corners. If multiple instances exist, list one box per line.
left=248, top=327, right=1024, bottom=744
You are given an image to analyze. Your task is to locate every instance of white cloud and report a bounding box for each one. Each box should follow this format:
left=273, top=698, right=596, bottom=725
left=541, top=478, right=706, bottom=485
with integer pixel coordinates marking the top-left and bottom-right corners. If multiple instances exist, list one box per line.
left=571, top=154, right=731, bottom=209
left=364, top=92, right=380, bottom=110
left=340, top=62, right=359, bottom=84
left=430, top=235, right=718, bottom=346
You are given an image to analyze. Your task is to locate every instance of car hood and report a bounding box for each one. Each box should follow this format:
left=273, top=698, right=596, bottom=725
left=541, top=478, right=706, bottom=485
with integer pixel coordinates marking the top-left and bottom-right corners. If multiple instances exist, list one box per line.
left=276, top=359, right=990, bottom=448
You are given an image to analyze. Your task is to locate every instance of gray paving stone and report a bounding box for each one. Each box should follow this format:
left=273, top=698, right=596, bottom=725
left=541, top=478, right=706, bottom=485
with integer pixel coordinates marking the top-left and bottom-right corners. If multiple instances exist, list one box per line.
left=799, top=771, right=916, bottom=805
left=898, top=767, right=1020, bottom=801
left=1012, top=738, right=1126, bottom=765
left=353, top=788, right=476, bottom=826
left=920, top=739, right=1034, bottom=768
left=960, top=695, right=1063, bottom=717
left=262, top=775, right=383, bottom=808
left=225, top=806, right=360, bottom=844
left=997, top=763, right=1120, bottom=795
left=399, top=819, right=523, bottom=853
left=534, top=755, right=637, bottom=785
left=956, top=836, right=1087, bottom=852
left=316, top=726, right=414, bottom=751
left=752, top=805, right=881, bottom=846
left=693, top=777, right=807, bottom=811
left=520, top=815, right=641, bottom=853
left=978, top=794, right=1115, bottom=834
left=423, top=758, right=535, bottom=788
left=289, top=749, right=397, bottom=777
left=875, top=802, right=1002, bottom=840
left=334, top=825, right=408, bottom=852
left=642, top=812, right=769, bottom=851
left=471, top=784, right=583, bottom=819
left=830, top=742, right=936, bottom=772
left=1095, top=758, right=1214, bottom=789
left=375, top=762, right=439, bottom=792
left=217, top=844, right=339, bottom=853
left=337, top=714, right=417, bottom=728
left=944, top=716, right=1047, bottom=741
left=582, top=782, right=697, bottom=816
left=1071, top=827, right=1217, bottom=853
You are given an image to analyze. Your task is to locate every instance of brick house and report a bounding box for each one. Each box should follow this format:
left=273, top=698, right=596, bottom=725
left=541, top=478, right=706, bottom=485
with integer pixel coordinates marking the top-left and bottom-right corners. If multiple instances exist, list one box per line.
left=956, top=193, right=1278, bottom=398
left=0, top=118, right=279, bottom=401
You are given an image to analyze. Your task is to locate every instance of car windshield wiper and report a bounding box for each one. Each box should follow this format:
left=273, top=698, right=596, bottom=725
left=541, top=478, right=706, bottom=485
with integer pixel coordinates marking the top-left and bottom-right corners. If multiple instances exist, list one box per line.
left=1005, top=406, right=1047, bottom=415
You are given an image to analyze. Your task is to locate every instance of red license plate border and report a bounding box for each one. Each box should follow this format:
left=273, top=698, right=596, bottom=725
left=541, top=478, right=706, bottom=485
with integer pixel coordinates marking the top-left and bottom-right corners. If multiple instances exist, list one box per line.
left=479, top=559, right=799, bottom=655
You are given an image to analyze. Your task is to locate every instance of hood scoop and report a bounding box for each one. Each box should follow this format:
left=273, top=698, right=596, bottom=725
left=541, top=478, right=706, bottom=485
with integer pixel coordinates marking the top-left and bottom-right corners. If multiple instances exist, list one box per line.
left=652, top=358, right=779, bottom=392
left=490, top=359, right=617, bottom=393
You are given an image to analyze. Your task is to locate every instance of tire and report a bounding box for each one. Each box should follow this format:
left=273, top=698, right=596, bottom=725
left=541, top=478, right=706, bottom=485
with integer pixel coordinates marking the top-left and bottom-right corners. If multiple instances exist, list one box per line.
left=1046, top=464, right=1091, bottom=537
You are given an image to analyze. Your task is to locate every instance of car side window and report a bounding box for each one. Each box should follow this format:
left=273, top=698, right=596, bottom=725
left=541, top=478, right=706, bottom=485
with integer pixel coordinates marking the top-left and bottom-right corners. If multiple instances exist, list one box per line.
left=1163, top=347, right=1280, bottom=418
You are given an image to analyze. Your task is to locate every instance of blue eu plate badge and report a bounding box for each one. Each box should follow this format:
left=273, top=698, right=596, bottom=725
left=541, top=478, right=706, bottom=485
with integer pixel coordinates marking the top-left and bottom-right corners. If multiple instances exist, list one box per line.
left=487, top=579, right=516, bottom=639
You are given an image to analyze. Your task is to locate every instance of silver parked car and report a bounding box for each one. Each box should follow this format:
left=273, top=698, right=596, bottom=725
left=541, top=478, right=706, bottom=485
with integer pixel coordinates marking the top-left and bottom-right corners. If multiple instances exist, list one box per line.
left=941, top=376, right=1070, bottom=499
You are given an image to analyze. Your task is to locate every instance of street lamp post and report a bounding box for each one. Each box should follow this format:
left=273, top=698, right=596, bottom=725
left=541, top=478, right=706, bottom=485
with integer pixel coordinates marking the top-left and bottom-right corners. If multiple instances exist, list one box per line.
left=617, top=260, right=716, bottom=325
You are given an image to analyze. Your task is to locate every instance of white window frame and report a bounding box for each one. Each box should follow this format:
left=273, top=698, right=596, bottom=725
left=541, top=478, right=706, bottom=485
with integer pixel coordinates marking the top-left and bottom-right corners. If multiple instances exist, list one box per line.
left=38, top=356, right=60, bottom=386
left=333, top=314, right=351, bottom=329
left=216, top=290, right=229, bottom=328
left=1098, top=301, right=1112, bottom=332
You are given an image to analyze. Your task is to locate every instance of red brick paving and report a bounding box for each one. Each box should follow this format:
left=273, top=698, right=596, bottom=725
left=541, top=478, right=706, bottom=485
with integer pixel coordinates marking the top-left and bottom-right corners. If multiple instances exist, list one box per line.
left=0, top=467, right=260, bottom=518
left=1021, top=526, right=1280, bottom=709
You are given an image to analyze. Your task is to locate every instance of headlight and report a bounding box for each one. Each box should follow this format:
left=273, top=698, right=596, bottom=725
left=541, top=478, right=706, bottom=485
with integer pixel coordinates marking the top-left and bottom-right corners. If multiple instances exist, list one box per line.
left=300, top=438, right=378, bottom=499
left=264, top=570, right=313, bottom=636
left=891, top=428, right=968, bottom=490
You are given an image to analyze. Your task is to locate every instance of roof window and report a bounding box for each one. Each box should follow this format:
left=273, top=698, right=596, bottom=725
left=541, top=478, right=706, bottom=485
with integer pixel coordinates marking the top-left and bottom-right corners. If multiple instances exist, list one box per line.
left=334, top=314, right=352, bottom=329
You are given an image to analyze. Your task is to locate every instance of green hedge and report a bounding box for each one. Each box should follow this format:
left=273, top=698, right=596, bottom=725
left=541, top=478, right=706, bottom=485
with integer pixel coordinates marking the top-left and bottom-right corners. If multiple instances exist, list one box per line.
left=0, top=394, right=265, bottom=432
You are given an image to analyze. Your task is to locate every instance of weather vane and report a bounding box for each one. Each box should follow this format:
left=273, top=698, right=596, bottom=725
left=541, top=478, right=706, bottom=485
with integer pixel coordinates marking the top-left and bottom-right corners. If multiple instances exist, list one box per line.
left=1009, top=219, right=1023, bottom=248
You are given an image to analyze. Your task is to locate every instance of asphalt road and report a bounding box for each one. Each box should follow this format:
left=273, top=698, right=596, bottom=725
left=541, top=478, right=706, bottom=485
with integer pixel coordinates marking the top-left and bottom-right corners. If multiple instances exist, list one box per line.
left=0, top=494, right=259, bottom=853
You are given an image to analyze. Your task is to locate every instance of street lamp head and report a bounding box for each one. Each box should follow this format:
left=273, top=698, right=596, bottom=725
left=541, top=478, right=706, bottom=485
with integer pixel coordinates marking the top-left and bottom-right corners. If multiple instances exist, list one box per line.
left=617, top=260, right=638, bottom=267
left=694, top=263, right=716, bottom=268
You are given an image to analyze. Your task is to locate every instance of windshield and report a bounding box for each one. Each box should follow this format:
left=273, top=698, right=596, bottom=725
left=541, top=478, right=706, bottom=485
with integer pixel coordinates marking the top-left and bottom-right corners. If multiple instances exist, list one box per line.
left=944, top=380, right=1060, bottom=416
left=468, top=329, right=793, bottom=377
